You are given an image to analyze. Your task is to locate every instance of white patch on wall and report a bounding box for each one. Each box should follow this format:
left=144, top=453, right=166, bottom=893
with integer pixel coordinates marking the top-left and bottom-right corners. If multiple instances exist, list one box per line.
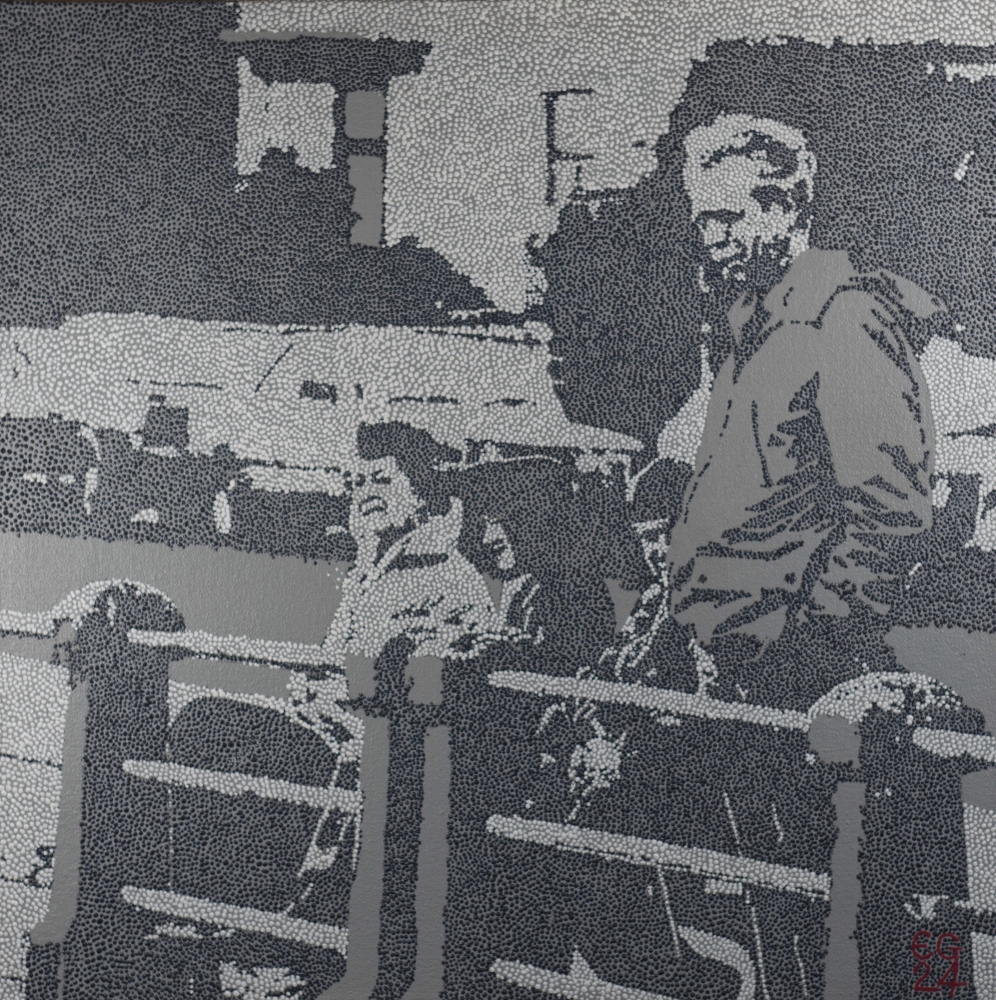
left=0, top=746, right=61, bottom=997
left=244, top=466, right=347, bottom=496
left=0, top=655, right=70, bottom=766
left=0, top=757, right=61, bottom=885
left=239, top=2, right=996, bottom=313
left=964, top=804, right=996, bottom=912
left=657, top=343, right=713, bottom=466
left=932, top=476, right=952, bottom=509
left=945, top=62, right=996, bottom=83
left=0, top=883, right=51, bottom=987
left=213, top=490, right=233, bottom=534
left=972, top=933, right=996, bottom=998
left=219, top=961, right=306, bottom=999
left=954, top=150, right=975, bottom=181
left=921, top=336, right=996, bottom=549
left=491, top=929, right=755, bottom=1000
left=236, top=56, right=336, bottom=177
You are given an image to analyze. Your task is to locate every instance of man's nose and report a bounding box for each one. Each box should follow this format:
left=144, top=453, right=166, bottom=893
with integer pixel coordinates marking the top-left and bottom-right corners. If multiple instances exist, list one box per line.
left=750, top=184, right=794, bottom=212
left=697, top=209, right=744, bottom=242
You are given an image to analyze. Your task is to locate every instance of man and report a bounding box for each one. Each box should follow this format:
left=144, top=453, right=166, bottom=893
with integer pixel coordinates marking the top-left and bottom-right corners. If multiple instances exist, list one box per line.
left=669, top=113, right=942, bottom=703
left=662, top=114, right=985, bottom=1000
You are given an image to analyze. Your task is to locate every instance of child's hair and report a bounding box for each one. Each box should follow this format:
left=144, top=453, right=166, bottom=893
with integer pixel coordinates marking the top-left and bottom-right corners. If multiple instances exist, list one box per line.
left=355, top=422, right=459, bottom=516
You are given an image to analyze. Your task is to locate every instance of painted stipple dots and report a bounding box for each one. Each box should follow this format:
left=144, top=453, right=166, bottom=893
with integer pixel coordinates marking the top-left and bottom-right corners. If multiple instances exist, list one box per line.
left=2, top=3, right=996, bottom=999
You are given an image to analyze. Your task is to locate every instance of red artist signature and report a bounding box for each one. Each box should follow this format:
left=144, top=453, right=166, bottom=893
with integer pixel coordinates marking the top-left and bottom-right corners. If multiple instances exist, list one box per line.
left=912, top=930, right=967, bottom=997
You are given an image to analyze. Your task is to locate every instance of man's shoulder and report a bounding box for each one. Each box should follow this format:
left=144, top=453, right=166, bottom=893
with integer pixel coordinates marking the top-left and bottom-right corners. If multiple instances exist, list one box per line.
left=765, top=248, right=947, bottom=326
left=869, top=264, right=947, bottom=320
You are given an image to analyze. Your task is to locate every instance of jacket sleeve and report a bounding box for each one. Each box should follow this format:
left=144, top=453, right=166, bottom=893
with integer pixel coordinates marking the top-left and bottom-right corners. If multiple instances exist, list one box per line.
left=811, top=286, right=934, bottom=612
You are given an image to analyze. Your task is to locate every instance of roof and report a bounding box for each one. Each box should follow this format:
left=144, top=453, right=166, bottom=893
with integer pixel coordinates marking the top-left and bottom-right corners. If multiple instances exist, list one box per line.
left=0, top=313, right=642, bottom=470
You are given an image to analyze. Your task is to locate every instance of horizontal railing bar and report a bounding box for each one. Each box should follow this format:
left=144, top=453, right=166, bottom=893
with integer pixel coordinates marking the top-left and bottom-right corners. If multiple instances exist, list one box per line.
left=121, top=886, right=348, bottom=953
left=488, top=671, right=809, bottom=731
left=123, top=759, right=361, bottom=815
left=129, top=628, right=337, bottom=668
left=487, top=814, right=830, bottom=900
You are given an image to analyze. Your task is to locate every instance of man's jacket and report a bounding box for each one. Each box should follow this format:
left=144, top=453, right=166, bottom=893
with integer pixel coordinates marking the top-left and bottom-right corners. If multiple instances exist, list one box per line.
left=668, top=248, right=944, bottom=645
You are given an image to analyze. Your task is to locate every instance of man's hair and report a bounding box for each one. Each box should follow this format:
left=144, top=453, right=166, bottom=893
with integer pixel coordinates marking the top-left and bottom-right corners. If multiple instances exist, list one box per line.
left=684, top=113, right=817, bottom=205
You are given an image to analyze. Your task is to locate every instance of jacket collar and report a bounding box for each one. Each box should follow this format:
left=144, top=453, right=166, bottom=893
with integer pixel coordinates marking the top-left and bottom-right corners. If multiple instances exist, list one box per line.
left=727, top=248, right=945, bottom=345
left=727, top=248, right=855, bottom=344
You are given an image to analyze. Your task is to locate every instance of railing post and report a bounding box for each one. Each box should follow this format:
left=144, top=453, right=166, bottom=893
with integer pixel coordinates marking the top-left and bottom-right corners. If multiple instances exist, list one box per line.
left=33, top=584, right=182, bottom=1000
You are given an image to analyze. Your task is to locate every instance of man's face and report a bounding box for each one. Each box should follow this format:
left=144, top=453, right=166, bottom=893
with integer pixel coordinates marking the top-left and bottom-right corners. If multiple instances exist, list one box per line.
left=349, top=457, right=420, bottom=538
left=685, top=138, right=812, bottom=286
